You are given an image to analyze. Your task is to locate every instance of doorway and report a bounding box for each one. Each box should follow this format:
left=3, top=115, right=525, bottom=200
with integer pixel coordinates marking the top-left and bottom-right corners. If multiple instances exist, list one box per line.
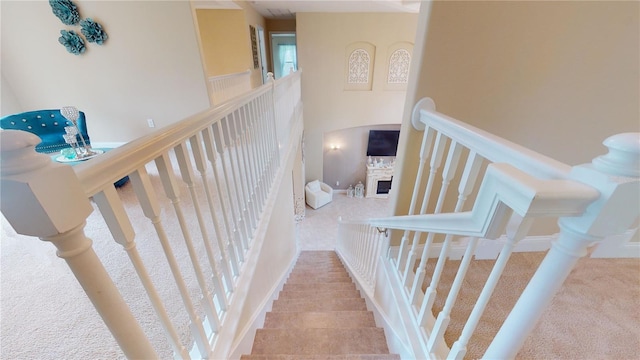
left=270, top=32, right=297, bottom=79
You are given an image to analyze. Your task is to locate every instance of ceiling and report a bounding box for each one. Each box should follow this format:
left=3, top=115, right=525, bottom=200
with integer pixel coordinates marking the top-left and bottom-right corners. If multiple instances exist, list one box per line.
left=192, top=0, right=420, bottom=19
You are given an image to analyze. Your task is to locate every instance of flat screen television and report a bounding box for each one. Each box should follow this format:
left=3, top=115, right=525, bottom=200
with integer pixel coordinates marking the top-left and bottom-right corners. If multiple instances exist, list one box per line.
left=366, top=130, right=400, bottom=156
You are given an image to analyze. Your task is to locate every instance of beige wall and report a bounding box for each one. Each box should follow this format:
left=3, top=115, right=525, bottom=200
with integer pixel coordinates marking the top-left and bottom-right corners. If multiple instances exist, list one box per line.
left=393, top=1, right=639, bottom=230
left=196, top=9, right=252, bottom=77
left=297, top=12, right=418, bottom=183
left=236, top=1, right=267, bottom=87
left=195, top=3, right=266, bottom=88
left=1, top=1, right=210, bottom=143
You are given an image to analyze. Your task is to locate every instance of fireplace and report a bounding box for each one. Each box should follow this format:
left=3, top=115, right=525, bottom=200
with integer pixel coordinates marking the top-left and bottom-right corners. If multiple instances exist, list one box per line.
left=366, top=164, right=394, bottom=198
left=376, top=178, right=393, bottom=194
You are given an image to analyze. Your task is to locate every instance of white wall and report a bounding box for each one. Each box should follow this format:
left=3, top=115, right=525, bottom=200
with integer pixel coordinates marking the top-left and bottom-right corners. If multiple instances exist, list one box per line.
left=296, top=12, right=418, bottom=183
left=1, top=74, right=22, bottom=116
left=1, top=0, right=210, bottom=143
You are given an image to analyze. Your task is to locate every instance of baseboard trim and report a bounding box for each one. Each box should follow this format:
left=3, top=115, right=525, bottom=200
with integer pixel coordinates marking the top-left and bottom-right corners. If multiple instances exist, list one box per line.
left=591, top=228, right=639, bottom=258
left=390, top=235, right=556, bottom=262
left=389, top=229, right=640, bottom=261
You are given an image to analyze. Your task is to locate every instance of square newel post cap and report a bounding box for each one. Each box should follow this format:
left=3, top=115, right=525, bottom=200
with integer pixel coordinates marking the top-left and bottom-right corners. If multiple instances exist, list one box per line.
left=1, top=130, right=93, bottom=238
left=560, top=133, right=640, bottom=238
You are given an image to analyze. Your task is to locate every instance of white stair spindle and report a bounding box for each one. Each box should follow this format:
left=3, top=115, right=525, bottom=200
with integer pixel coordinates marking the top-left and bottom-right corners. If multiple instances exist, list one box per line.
left=93, top=186, right=190, bottom=359
left=405, top=140, right=463, bottom=297
left=203, top=126, right=241, bottom=277
left=427, top=237, right=479, bottom=352
left=213, top=121, right=247, bottom=263
left=233, top=110, right=258, bottom=234
left=158, top=151, right=221, bottom=328
left=246, top=102, right=266, bottom=207
left=189, top=133, right=234, bottom=299
left=401, top=133, right=448, bottom=288
left=239, top=105, right=261, bottom=219
left=174, top=142, right=227, bottom=320
left=222, top=116, right=252, bottom=246
left=396, top=127, right=435, bottom=269
left=448, top=218, right=533, bottom=360
left=131, top=165, right=211, bottom=357
left=485, top=133, right=640, bottom=359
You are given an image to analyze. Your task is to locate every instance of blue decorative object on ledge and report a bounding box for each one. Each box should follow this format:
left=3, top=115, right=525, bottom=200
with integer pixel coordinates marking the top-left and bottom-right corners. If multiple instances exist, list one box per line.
left=59, top=30, right=86, bottom=55
left=80, top=18, right=108, bottom=45
left=49, top=0, right=80, bottom=25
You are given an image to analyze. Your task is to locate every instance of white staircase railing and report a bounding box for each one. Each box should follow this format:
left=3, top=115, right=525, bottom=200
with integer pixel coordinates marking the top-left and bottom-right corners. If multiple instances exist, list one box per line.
left=336, top=97, right=639, bottom=359
left=208, top=69, right=253, bottom=106
left=0, top=71, right=302, bottom=359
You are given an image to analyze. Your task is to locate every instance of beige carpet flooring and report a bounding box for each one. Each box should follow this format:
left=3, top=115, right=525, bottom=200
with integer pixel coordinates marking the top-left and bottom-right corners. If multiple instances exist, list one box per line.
left=300, top=194, right=640, bottom=360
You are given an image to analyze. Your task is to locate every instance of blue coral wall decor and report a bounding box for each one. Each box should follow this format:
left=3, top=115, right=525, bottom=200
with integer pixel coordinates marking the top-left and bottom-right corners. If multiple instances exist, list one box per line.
left=49, top=0, right=80, bottom=25
left=58, top=30, right=86, bottom=55
left=80, top=18, right=108, bottom=45
left=50, top=0, right=109, bottom=55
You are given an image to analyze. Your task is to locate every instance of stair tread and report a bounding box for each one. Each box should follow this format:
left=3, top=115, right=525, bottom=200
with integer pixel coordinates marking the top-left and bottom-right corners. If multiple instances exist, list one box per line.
left=283, top=282, right=356, bottom=292
left=278, top=289, right=361, bottom=299
left=289, top=272, right=348, bottom=277
left=244, top=251, right=396, bottom=359
left=264, top=311, right=376, bottom=328
left=285, top=276, right=353, bottom=284
left=271, top=298, right=367, bottom=312
left=251, top=328, right=390, bottom=355
left=242, top=355, right=400, bottom=360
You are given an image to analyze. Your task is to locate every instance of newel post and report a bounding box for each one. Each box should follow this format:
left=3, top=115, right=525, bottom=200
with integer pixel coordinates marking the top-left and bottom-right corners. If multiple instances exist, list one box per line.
left=484, top=132, right=640, bottom=359
left=0, top=130, right=157, bottom=359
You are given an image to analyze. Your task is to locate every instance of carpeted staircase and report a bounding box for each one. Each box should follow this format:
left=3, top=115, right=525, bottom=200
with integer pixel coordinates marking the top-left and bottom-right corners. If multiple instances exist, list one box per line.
left=242, top=251, right=399, bottom=359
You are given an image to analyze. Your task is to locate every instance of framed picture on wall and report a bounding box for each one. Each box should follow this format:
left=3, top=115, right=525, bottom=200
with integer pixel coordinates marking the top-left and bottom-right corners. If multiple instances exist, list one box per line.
left=250, top=25, right=259, bottom=69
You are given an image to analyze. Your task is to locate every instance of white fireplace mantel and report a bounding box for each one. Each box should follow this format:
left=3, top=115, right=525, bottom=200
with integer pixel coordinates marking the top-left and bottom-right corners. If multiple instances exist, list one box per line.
left=366, top=164, right=394, bottom=198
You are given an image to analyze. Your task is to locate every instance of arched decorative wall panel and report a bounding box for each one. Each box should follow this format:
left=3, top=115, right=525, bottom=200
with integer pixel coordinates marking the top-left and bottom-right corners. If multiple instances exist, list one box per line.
left=344, top=42, right=375, bottom=91
left=385, top=42, right=413, bottom=90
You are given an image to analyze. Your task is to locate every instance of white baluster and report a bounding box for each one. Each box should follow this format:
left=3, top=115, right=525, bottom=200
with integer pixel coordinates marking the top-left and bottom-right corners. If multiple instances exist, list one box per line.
left=0, top=130, right=157, bottom=359
left=174, top=142, right=226, bottom=326
left=395, top=127, right=435, bottom=269
left=448, top=217, right=533, bottom=360
left=213, top=121, right=247, bottom=262
left=229, top=111, right=258, bottom=235
left=249, top=102, right=267, bottom=208
left=93, top=186, right=189, bottom=358
left=134, top=161, right=211, bottom=356
left=203, top=126, right=240, bottom=276
left=239, top=105, right=261, bottom=222
left=222, top=116, right=252, bottom=247
left=427, top=237, right=478, bottom=352
left=484, top=133, right=640, bottom=359
left=417, top=151, right=484, bottom=326
left=190, top=133, right=234, bottom=298
left=401, top=132, right=448, bottom=284
left=405, top=140, right=463, bottom=297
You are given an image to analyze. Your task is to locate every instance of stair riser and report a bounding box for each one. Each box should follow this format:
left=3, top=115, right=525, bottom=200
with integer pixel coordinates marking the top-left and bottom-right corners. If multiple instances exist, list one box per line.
left=278, top=290, right=361, bottom=299
left=283, top=283, right=357, bottom=292
left=264, top=311, right=376, bottom=329
left=251, top=328, right=389, bottom=355
left=271, top=299, right=368, bottom=312
left=242, top=355, right=400, bottom=360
